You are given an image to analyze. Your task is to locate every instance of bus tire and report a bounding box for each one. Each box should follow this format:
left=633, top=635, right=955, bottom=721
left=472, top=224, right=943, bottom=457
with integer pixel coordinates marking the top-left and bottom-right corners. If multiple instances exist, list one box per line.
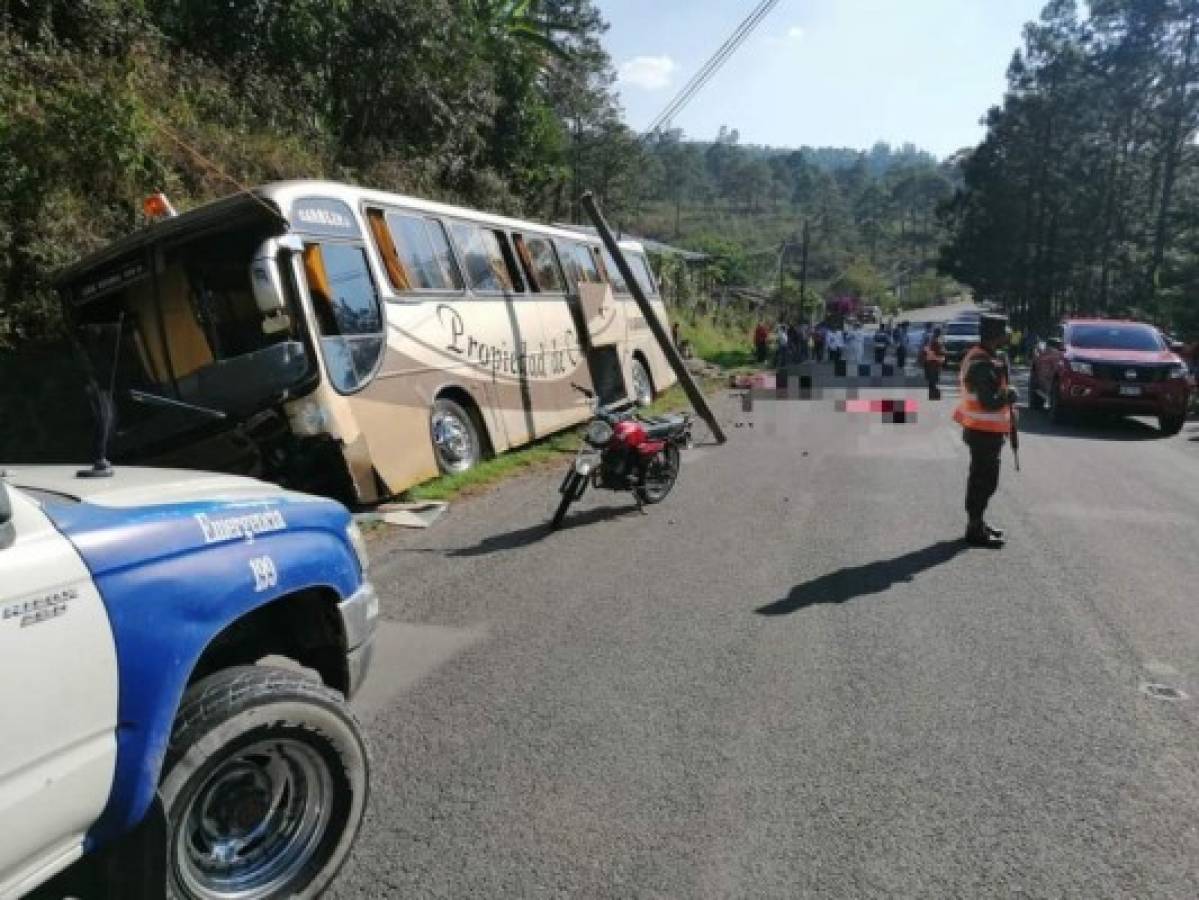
left=631, top=356, right=654, bottom=407
left=161, top=666, right=369, bottom=900
left=431, top=397, right=482, bottom=474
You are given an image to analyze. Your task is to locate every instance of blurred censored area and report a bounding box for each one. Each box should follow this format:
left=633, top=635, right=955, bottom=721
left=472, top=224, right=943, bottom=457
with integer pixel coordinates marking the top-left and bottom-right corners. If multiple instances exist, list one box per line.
left=732, top=364, right=935, bottom=426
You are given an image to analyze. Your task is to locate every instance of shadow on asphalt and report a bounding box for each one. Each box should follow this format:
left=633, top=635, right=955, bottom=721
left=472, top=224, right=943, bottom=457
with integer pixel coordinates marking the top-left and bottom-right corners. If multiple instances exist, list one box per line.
left=1015, top=408, right=1167, bottom=441
left=443, top=503, right=642, bottom=557
left=755, top=539, right=970, bottom=617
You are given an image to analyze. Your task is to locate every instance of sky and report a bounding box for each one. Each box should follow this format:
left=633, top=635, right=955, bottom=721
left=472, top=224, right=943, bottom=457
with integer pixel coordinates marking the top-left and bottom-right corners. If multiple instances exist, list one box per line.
left=595, top=0, right=1049, bottom=158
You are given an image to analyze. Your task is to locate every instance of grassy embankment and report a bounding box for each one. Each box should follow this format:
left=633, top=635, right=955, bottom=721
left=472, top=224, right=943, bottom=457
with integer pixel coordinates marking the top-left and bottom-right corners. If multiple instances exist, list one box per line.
left=404, top=313, right=752, bottom=502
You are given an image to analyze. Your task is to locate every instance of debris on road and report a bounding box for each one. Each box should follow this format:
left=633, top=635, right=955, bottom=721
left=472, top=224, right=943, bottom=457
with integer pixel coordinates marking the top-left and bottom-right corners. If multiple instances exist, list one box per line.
left=355, top=501, right=449, bottom=530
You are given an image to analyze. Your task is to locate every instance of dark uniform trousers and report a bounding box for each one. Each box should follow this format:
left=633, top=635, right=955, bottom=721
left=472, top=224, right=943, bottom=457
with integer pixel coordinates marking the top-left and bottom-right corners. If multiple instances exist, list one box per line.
left=962, top=428, right=1004, bottom=519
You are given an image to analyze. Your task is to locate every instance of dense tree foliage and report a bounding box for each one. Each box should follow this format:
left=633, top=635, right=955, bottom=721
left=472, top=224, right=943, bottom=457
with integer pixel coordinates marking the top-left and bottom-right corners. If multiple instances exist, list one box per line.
left=0, top=0, right=957, bottom=346
left=0, top=0, right=644, bottom=343
left=635, top=129, right=959, bottom=316
left=939, top=0, right=1199, bottom=336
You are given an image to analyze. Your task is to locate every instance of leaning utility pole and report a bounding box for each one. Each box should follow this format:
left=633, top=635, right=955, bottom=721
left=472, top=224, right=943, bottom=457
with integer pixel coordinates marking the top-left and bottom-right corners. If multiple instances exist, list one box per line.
left=581, top=192, right=727, bottom=445
left=799, top=219, right=810, bottom=323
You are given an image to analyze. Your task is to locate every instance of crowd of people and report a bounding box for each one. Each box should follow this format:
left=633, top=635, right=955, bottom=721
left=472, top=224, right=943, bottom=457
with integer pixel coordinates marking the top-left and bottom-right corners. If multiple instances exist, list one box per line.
left=752, top=317, right=948, bottom=399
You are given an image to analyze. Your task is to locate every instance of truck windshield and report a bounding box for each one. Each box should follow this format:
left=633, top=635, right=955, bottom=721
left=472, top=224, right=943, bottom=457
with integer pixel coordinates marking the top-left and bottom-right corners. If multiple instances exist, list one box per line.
left=946, top=323, right=977, bottom=335
left=1069, top=324, right=1163, bottom=351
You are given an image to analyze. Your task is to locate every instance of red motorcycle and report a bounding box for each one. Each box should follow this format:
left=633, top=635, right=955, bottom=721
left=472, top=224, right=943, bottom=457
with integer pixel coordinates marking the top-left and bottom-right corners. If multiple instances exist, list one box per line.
left=551, top=385, right=692, bottom=529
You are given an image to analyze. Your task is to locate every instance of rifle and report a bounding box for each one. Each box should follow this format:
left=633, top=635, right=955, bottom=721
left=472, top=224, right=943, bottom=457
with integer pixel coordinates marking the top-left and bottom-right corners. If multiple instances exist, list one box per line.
left=1010, top=405, right=1020, bottom=472
left=1008, top=353, right=1020, bottom=471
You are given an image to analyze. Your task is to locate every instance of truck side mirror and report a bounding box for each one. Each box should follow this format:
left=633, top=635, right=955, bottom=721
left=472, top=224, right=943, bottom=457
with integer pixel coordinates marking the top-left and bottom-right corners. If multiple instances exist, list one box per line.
left=0, top=481, right=13, bottom=549
left=250, top=235, right=303, bottom=334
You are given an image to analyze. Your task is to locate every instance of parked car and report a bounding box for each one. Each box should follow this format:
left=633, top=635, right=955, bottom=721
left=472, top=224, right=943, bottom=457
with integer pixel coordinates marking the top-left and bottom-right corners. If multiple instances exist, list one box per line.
left=1030, top=318, right=1195, bottom=434
left=0, top=465, right=376, bottom=899
left=943, top=320, right=981, bottom=368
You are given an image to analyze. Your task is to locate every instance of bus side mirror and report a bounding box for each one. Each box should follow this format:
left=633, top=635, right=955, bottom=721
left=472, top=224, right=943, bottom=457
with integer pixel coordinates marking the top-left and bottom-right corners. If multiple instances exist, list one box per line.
left=250, top=235, right=303, bottom=333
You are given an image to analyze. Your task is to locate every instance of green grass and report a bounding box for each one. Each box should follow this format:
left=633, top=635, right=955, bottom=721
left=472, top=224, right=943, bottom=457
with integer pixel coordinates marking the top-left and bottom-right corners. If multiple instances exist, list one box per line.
left=404, top=430, right=581, bottom=502
left=676, top=312, right=759, bottom=371
left=403, top=375, right=726, bottom=503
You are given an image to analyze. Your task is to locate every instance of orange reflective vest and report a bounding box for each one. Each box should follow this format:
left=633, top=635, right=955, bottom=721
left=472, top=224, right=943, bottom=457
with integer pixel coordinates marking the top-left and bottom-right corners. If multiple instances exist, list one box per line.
left=953, top=346, right=1012, bottom=434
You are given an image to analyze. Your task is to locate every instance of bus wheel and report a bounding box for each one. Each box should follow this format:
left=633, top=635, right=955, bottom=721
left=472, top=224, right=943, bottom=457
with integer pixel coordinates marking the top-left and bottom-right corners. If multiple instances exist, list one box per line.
left=431, top=397, right=481, bottom=474
left=631, top=357, right=654, bottom=407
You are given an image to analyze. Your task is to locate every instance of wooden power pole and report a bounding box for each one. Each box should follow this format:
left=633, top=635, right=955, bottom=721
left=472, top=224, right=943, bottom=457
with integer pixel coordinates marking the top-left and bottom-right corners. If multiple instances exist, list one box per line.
left=581, top=192, right=727, bottom=445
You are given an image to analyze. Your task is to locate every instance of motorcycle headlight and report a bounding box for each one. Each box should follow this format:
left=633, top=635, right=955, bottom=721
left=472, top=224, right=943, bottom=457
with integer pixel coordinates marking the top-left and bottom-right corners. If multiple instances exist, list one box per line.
left=586, top=419, right=613, bottom=446
left=1067, top=359, right=1093, bottom=376
left=346, top=521, right=369, bottom=575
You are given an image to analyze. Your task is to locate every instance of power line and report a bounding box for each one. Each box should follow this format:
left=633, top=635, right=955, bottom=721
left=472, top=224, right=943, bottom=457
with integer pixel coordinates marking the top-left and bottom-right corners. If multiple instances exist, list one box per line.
left=644, top=0, right=780, bottom=134
left=643, top=0, right=783, bottom=137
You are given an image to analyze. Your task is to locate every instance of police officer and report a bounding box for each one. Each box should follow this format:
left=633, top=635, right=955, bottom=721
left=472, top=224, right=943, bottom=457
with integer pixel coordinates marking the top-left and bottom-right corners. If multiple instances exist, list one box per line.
left=953, top=314, right=1018, bottom=547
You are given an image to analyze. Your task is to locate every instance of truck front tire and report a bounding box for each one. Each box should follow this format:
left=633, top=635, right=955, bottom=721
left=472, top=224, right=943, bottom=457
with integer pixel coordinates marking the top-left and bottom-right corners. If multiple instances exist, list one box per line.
left=160, top=666, right=369, bottom=899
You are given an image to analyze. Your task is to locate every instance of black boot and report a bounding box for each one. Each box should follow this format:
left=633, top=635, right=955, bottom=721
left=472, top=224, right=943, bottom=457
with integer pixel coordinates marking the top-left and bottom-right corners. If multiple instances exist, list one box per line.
left=965, top=518, right=1004, bottom=548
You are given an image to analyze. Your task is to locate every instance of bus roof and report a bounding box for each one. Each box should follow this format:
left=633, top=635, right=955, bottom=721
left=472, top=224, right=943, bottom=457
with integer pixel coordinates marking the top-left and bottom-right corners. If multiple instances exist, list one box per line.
left=56, top=179, right=648, bottom=288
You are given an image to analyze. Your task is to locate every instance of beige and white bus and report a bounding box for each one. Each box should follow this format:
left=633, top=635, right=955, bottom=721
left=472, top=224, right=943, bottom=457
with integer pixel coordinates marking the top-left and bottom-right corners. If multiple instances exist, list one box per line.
left=57, top=180, right=676, bottom=503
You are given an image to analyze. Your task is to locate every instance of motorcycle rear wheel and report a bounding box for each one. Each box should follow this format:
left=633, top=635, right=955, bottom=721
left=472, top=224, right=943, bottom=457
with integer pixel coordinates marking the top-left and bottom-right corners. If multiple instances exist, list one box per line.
left=635, top=444, right=680, bottom=505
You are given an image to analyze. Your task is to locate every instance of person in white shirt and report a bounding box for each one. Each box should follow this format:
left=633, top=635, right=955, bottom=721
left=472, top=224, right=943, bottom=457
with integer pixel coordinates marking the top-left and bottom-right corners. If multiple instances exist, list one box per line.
left=846, top=322, right=863, bottom=368
left=826, top=326, right=844, bottom=364
left=774, top=322, right=790, bottom=368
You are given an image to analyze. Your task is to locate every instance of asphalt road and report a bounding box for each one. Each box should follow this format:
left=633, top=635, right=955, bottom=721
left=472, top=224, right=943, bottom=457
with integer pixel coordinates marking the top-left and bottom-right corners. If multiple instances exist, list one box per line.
left=331, top=362, right=1199, bottom=898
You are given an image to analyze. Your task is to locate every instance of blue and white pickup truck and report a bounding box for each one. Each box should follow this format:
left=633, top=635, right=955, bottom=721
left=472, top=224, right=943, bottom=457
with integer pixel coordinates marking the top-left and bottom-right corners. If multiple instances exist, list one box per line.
left=0, top=465, right=377, bottom=899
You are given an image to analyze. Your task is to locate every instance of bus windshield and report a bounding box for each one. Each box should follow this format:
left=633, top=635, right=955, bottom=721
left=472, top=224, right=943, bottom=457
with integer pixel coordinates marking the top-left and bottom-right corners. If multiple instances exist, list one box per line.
left=302, top=242, right=386, bottom=393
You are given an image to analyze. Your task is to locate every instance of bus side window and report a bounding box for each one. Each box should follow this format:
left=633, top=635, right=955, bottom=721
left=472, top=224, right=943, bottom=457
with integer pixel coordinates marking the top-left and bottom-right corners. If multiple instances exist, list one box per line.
left=374, top=210, right=463, bottom=292
left=629, top=251, right=658, bottom=297
left=571, top=243, right=602, bottom=287
left=451, top=223, right=524, bottom=294
left=600, top=249, right=630, bottom=295
left=515, top=235, right=565, bottom=294
left=512, top=234, right=541, bottom=292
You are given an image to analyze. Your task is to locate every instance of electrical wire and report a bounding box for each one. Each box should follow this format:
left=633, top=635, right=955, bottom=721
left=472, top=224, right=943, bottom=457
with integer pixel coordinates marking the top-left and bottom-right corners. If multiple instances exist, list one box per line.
left=645, top=8, right=773, bottom=136
left=643, top=0, right=783, bottom=136
left=644, top=0, right=779, bottom=134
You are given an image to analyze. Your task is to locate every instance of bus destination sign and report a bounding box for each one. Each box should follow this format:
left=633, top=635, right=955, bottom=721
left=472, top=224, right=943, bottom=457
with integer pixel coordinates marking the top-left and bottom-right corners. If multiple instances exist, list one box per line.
left=291, top=198, right=361, bottom=239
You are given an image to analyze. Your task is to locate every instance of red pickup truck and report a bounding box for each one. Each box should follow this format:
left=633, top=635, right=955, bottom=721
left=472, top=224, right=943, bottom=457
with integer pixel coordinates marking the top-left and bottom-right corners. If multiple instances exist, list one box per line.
left=1030, top=318, right=1194, bottom=435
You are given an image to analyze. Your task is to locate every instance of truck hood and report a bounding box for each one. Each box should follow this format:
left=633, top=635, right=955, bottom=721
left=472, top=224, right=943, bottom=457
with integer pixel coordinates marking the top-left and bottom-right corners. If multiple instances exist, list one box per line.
left=3, top=465, right=288, bottom=508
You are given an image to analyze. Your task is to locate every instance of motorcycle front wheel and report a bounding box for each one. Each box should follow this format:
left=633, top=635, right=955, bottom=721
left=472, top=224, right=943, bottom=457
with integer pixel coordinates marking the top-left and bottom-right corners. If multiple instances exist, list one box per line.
left=635, top=443, right=680, bottom=504
left=551, top=472, right=584, bottom=529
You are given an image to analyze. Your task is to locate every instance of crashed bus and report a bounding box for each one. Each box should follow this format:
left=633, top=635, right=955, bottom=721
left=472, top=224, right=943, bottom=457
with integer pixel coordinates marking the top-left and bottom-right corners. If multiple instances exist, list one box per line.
left=56, top=181, right=676, bottom=503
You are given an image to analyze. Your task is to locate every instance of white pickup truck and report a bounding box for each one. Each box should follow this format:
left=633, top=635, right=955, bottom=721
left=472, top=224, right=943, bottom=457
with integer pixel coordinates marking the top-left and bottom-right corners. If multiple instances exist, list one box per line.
left=0, top=465, right=377, bottom=899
